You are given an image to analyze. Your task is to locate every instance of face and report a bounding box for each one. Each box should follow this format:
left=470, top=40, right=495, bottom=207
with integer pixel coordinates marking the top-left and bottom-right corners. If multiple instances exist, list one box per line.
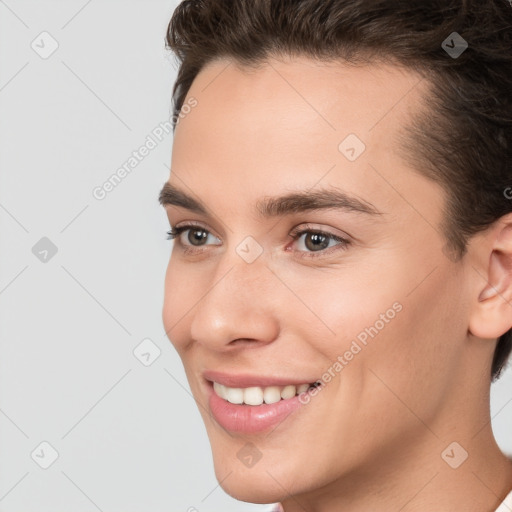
left=161, top=56, right=474, bottom=505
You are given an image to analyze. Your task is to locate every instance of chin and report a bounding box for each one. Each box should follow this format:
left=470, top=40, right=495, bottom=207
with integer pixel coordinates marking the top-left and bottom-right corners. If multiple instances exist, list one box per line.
left=209, top=446, right=303, bottom=505
left=214, top=468, right=284, bottom=505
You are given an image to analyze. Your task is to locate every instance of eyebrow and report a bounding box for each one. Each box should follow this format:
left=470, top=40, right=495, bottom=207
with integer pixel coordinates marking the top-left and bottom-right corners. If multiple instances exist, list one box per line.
left=158, top=182, right=383, bottom=218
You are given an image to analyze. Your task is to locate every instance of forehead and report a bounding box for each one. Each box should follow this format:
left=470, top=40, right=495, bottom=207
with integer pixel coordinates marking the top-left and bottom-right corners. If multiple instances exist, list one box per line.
left=178, top=55, right=427, bottom=139
left=169, top=56, right=441, bottom=223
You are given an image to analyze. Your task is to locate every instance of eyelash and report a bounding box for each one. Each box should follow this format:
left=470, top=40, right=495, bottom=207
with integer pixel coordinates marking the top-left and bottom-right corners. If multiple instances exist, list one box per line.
left=166, top=223, right=350, bottom=259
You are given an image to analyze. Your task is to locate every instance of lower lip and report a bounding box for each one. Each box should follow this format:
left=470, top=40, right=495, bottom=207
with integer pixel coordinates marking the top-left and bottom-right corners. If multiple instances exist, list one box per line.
left=207, top=382, right=312, bottom=434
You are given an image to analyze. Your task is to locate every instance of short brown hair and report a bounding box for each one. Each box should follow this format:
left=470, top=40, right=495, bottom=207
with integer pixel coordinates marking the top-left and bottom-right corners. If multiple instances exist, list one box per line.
left=165, top=0, right=512, bottom=380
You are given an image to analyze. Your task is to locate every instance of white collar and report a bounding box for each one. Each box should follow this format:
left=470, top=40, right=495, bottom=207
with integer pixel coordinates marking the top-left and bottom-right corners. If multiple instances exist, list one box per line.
left=495, top=488, right=512, bottom=512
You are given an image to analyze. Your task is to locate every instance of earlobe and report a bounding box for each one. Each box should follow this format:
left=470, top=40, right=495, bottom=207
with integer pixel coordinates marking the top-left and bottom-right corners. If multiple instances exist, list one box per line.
left=468, top=219, right=512, bottom=340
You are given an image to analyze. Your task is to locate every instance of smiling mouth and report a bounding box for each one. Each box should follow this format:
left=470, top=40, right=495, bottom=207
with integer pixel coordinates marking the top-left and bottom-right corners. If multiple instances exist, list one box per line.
left=212, top=381, right=322, bottom=405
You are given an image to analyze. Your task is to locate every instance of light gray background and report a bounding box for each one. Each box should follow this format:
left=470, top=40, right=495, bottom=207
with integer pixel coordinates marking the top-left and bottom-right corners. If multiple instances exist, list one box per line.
left=0, top=1, right=510, bottom=511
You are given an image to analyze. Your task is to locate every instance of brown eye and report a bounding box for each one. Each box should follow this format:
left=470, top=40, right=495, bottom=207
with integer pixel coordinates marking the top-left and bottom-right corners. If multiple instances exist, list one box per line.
left=303, top=232, right=330, bottom=251
left=187, top=228, right=208, bottom=246
left=166, top=224, right=221, bottom=248
left=294, top=230, right=346, bottom=252
left=289, top=226, right=351, bottom=259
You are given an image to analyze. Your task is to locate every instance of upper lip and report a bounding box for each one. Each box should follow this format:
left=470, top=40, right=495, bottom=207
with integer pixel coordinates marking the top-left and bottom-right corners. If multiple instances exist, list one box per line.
left=203, top=369, right=317, bottom=389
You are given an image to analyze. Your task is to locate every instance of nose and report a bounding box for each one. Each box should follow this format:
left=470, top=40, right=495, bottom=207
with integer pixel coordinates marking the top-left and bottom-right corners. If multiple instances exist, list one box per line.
left=189, top=251, right=280, bottom=351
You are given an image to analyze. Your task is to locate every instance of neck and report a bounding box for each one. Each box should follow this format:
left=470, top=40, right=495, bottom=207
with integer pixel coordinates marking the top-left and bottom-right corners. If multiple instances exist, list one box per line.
left=280, top=416, right=512, bottom=512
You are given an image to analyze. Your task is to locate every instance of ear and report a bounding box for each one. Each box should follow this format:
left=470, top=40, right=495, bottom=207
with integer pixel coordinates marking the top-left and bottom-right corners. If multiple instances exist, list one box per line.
left=468, top=214, right=512, bottom=340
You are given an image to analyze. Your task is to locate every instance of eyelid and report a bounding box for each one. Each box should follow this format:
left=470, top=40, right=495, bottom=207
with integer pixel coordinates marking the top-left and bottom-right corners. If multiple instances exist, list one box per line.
left=173, top=220, right=221, bottom=238
left=167, top=221, right=222, bottom=250
left=288, top=222, right=352, bottom=242
left=286, top=224, right=351, bottom=259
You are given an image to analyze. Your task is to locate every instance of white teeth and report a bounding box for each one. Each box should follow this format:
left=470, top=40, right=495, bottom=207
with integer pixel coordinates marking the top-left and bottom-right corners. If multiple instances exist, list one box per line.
left=213, top=381, right=224, bottom=398
left=214, top=382, right=245, bottom=404
left=213, top=381, right=316, bottom=405
left=263, top=386, right=282, bottom=404
left=226, top=387, right=244, bottom=404
left=281, top=385, right=296, bottom=400
left=244, top=387, right=264, bottom=406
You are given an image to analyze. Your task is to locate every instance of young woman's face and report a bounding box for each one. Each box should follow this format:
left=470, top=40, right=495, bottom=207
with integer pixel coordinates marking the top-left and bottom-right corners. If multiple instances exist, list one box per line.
left=161, top=57, right=478, bottom=505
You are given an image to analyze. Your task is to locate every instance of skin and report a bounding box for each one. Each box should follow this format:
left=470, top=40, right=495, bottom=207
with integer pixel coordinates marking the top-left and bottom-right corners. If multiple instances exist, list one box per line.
left=160, top=55, right=512, bottom=512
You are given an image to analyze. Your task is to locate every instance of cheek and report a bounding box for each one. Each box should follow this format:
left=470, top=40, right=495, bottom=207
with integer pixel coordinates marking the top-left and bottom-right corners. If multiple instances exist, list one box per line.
left=343, top=266, right=467, bottom=428
left=278, top=262, right=404, bottom=358
left=162, top=258, right=197, bottom=352
left=288, top=258, right=464, bottom=417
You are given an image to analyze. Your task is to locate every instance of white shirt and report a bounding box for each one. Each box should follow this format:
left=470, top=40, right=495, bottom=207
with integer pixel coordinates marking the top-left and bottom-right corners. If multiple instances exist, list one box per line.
left=496, top=488, right=512, bottom=512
